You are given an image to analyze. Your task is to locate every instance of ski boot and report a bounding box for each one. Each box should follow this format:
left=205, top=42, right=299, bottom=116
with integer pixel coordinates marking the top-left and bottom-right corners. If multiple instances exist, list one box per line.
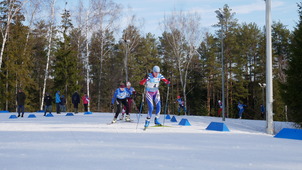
left=144, top=118, right=150, bottom=130
left=154, top=117, right=162, bottom=126
left=125, top=115, right=131, bottom=122
left=111, top=118, right=117, bottom=124
left=119, top=114, right=124, bottom=120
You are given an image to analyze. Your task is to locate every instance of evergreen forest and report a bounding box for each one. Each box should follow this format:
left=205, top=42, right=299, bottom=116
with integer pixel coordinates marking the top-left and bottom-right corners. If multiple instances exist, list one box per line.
left=0, top=0, right=301, bottom=126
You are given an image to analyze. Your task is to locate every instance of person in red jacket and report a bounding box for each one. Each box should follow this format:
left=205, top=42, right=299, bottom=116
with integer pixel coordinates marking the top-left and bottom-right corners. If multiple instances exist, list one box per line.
left=82, top=93, right=90, bottom=112
left=139, top=66, right=170, bottom=128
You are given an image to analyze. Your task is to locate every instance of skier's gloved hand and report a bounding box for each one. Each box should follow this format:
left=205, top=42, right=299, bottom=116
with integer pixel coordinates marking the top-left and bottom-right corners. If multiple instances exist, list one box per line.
left=111, top=104, right=114, bottom=110
left=144, top=74, right=149, bottom=79
left=166, top=78, right=171, bottom=84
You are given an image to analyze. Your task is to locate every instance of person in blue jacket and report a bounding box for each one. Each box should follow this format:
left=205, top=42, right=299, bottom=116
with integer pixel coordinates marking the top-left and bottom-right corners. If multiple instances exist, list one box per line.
left=120, top=81, right=136, bottom=120
left=55, top=91, right=61, bottom=114
left=111, top=83, right=131, bottom=123
left=237, top=102, right=247, bottom=119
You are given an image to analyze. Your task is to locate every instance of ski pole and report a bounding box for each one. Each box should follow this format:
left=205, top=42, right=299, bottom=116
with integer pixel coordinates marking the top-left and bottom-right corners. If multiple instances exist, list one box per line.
left=136, top=85, right=146, bottom=130
left=163, top=83, right=170, bottom=126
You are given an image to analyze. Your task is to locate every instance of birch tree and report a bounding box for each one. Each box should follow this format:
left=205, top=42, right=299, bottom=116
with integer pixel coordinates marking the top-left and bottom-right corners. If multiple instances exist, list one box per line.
left=0, top=0, right=28, bottom=71
left=40, top=0, right=56, bottom=110
left=74, top=1, right=94, bottom=111
left=90, top=0, right=121, bottom=111
left=162, top=10, right=202, bottom=115
left=23, top=0, right=40, bottom=54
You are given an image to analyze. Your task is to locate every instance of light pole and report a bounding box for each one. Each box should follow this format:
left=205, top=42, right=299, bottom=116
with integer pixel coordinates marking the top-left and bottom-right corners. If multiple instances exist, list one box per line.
left=265, top=0, right=274, bottom=134
left=215, top=10, right=225, bottom=121
left=122, top=39, right=130, bottom=82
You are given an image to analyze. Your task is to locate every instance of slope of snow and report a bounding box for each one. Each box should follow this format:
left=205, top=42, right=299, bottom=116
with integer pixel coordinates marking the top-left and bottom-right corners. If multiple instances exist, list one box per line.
left=0, top=112, right=301, bottom=170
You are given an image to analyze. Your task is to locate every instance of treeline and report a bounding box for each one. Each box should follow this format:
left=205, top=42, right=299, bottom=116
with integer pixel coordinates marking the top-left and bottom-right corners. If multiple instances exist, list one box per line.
left=0, top=0, right=300, bottom=123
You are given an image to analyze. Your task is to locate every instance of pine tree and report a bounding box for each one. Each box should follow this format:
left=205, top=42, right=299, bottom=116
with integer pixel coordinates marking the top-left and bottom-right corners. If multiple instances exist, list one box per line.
left=197, top=33, right=220, bottom=116
left=90, top=29, right=115, bottom=111
left=31, top=20, right=50, bottom=106
left=234, top=23, right=262, bottom=119
left=282, top=2, right=302, bottom=126
left=215, top=4, right=239, bottom=118
left=272, top=21, right=291, bottom=121
left=53, top=7, right=80, bottom=111
left=0, top=0, right=36, bottom=111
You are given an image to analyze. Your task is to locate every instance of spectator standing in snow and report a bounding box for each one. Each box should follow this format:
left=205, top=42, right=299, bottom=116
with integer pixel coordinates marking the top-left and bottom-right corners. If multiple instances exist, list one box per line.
left=111, top=83, right=131, bottom=123
left=44, top=93, right=53, bottom=116
left=72, top=91, right=80, bottom=114
left=139, top=66, right=170, bottom=128
left=16, top=88, right=26, bottom=117
left=60, top=95, right=66, bottom=112
left=82, top=93, right=90, bottom=112
left=55, top=91, right=61, bottom=114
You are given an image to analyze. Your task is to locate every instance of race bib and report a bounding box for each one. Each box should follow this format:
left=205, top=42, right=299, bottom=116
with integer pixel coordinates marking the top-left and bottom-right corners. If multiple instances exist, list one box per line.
left=146, top=77, right=160, bottom=91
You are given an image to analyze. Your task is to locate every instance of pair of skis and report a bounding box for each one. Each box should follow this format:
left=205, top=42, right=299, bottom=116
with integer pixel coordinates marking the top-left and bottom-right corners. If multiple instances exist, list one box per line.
left=107, top=119, right=134, bottom=125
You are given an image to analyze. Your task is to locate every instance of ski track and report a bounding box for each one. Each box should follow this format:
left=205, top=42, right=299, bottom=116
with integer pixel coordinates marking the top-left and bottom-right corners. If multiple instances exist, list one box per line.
left=0, top=112, right=300, bottom=170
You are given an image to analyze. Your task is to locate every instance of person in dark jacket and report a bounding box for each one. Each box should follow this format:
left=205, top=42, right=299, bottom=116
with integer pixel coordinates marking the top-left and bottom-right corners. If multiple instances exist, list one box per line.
left=44, top=93, right=53, bottom=116
left=72, top=91, right=80, bottom=114
left=60, top=95, right=66, bottom=112
left=16, top=89, right=26, bottom=117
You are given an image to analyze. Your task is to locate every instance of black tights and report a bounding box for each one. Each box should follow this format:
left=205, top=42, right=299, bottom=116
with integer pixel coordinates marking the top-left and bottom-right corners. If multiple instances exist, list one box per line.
left=114, top=98, right=129, bottom=118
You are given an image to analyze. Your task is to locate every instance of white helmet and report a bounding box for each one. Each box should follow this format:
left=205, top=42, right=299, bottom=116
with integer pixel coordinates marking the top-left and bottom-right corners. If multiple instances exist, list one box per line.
left=126, top=81, right=131, bottom=86
left=153, top=66, right=160, bottom=73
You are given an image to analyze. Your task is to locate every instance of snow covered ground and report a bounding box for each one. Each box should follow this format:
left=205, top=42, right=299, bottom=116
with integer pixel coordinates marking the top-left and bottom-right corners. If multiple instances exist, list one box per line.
left=0, top=112, right=301, bottom=170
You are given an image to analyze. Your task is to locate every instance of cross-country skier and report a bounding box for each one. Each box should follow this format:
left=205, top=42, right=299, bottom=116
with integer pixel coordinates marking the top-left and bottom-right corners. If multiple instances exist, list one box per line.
left=139, top=66, right=170, bottom=128
left=120, top=81, right=136, bottom=120
left=176, top=96, right=186, bottom=114
left=237, top=102, right=247, bottom=119
left=111, top=83, right=131, bottom=123
left=218, top=100, right=222, bottom=117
